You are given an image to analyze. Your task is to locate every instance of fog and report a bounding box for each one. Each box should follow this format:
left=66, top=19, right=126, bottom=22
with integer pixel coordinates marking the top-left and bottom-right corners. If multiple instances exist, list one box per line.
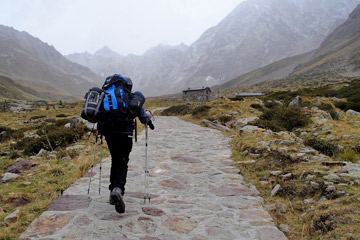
left=0, top=0, right=244, bottom=55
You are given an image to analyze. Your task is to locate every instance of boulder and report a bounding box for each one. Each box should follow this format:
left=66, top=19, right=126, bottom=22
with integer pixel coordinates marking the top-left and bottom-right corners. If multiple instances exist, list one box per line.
left=271, top=184, right=281, bottom=196
left=239, top=125, right=265, bottom=134
left=2, top=172, right=20, bottom=182
left=4, top=209, right=20, bottom=222
left=202, top=120, right=231, bottom=132
left=288, top=96, right=301, bottom=107
left=6, top=160, right=34, bottom=174
left=346, top=109, right=360, bottom=116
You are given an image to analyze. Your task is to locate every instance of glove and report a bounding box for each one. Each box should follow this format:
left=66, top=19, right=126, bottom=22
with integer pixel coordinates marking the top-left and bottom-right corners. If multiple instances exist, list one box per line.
left=147, top=120, right=155, bottom=130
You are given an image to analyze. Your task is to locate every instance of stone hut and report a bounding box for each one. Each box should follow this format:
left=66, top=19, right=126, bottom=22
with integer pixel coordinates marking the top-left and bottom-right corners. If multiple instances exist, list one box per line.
left=183, top=87, right=211, bottom=101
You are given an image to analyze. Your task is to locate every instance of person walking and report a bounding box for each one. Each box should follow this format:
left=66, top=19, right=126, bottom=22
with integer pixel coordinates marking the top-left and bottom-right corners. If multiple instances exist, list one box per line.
left=97, top=74, right=154, bottom=214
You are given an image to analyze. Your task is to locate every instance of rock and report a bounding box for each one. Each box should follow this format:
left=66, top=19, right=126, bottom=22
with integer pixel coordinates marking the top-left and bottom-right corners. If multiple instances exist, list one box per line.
left=70, top=117, right=82, bottom=128
left=277, top=203, right=287, bottom=213
left=323, top=174, right=340, bottom=181
left=325, top=185, right=336, bottom=192
left=37, top=149, right=48, bottom=156
left=226, top=111, right=238, bottom=116
left=258, top=141, right=269, bottom=147
left=357, top=197, right=360, bottom=202
left=2, top=172, right=20, bottom=182
left=305, top=175, right=315, bottom=180
left=271, top=184, right=281, bottom=196
left=346, top=109, right=360, bottom=116
left=280, top=173, right=292, bottom=179
left=250, top=185, right=260, bottom=196
left=279, top=140, right=293, bottom=146
left=64, top=123, right=71, bottom=128
left=288, top=96, right=301, bottom=107
left=304, top=198, right=313, bottom=204
left=85, top=122, right=97, bottom=131
left=225, top=120, right=236, bottom=128
left=279, top=224, right=290, bottom=233
left=318, top=196, right=327, bottom=203
left=271, top=171, right=282, bottom=176
left=202, top=119, right=231, bottom=132
left=336, top=191, right=346, bottom=198
left=310, top=182, right=320, bottom=189
left=66, top=145, right=85, bottom=151
left=322, top=113, right=332, bottom=120
left=6, top=159, right=34, bottom=174
left=61, top=156, right=71, bottom=162
left=4, top=209, right=20, bottom=222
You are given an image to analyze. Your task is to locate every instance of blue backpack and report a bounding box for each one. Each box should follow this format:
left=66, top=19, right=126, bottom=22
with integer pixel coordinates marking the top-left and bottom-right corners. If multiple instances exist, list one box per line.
left=101, top=74, right=135, bottom=124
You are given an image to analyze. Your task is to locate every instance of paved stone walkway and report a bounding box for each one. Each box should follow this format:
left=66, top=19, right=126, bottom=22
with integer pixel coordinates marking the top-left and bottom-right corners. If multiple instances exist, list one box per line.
left=20, top=116, right=287, bottom=240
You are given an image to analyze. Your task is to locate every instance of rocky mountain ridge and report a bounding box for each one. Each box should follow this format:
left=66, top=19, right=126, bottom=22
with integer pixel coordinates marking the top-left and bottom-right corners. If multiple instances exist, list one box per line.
left=0, top=25, right=102, bottom=100
left=66, top=0, right=360, bottom=96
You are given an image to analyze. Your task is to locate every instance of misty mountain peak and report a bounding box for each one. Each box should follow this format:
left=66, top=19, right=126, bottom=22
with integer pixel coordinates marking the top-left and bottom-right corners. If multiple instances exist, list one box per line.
left=94, top=46, right=123, bottom=58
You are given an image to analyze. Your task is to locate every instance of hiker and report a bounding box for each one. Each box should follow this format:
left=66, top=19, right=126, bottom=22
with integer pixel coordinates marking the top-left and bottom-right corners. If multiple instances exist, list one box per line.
left=96, top=75, right=154, bottom=214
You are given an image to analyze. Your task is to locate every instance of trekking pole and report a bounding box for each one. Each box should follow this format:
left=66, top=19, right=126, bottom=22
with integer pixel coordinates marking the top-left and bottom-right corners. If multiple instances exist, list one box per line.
left=144, top=124, right=150, bottom=203
left=88, top=135, right=98, bottom=195
left=99, top=135, right=103, bottom=195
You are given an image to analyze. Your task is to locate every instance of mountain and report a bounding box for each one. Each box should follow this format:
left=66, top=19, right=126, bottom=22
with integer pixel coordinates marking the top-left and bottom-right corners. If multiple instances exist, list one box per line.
left=66, top=0, right=360, bottom=96
left=221, top=3, right=360, bottom=92
left=292, top=3, right=360, bottom=77
left=0, top=25, right=102, bottom=100
left=66, top=43, right=189, bottom=95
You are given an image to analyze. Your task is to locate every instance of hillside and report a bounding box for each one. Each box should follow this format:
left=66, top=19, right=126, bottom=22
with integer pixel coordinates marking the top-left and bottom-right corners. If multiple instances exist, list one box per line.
left=293, top=3, right=360, bottom=77
left=0, top=25, right=102, bottom=100
left=216, top=51, right=315, bottom=91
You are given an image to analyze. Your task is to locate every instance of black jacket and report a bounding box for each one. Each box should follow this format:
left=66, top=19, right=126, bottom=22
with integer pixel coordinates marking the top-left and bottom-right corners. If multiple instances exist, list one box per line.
left=97, top=107, right=150, bottom=135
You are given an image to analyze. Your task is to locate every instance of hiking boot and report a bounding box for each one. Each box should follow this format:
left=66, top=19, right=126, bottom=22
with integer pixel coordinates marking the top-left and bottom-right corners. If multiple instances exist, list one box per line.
left=109, top=194, right=115, bottom=205
left=111, top=187, right=125, bottom=213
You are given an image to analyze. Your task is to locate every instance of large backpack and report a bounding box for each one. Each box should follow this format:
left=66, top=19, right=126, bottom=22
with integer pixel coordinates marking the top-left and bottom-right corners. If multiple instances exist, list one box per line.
left=81, top=87, right=105, bottom=123
left=101, top=74, right=134, bottom=124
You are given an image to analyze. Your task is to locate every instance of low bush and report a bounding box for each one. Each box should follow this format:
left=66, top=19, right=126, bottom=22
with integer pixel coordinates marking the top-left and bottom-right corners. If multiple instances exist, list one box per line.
left=161, top=105, right=190, bottom=116
left=218, top=115, right=232, bottom=125
left=304, top=137, right=340, bottom=157
left=334, top=100, right=347, bottom=110
left=264, top=101, right=281, bottom=109
left=250, top=103, right=264, bottom=111
left=252, top=107, right=311, bottom=132
left=29, top=115, right=45, bottom=120
left=191, top=105, right=211, bottom=118
left=16, top=126, right=87, bottom=155
left=0, top=126, right=24, bottom=143
left=329, top=109, right=340, bottom=120
left=318, top=103, right=334, bottom=111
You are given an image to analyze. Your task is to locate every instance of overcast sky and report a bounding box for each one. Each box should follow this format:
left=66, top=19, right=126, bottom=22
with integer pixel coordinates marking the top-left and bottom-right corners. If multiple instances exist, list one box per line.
left=0, top=0, right=245, bottom=55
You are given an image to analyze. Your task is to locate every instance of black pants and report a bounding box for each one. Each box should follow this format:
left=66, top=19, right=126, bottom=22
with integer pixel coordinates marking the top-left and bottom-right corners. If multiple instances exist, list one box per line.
left=104, top=134, right=133, bottom=195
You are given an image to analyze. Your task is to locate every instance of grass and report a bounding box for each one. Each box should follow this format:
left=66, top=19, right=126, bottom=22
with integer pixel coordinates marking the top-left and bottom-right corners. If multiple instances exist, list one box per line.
left=0, top=102, right=110, bottom=239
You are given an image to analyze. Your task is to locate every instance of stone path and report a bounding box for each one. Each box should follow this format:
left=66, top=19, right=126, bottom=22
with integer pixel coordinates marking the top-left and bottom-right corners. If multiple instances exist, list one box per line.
left=20, top=116, right=287, bottom=240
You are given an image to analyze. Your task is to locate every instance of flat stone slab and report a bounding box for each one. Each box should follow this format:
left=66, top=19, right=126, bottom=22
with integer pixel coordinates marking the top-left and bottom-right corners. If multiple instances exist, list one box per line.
left=47, top=195, right=91, bottom=211
left=20, top=116, right=287, bottom=240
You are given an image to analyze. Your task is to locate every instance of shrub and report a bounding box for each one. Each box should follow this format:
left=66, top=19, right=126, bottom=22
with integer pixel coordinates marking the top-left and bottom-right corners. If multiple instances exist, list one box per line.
left=264, top=101, right=281, bottom=109
left=253, top=107, right=311, bottom=132
left=16, top=126, right=87, bottom=155
left=161, top=105, right=190, bottom=116
left=218, top=115, right=232, bottom=125
left=334, top=101, right=347, bottom=110
left=191, top=105, right=211, bottom=118
left=318, top=103, right=334, bottom=111
left=329, top=109, right=340, bottom=120
left=250, top=103, right=264, bottom=111
left=304, top=137, right=340, bottom=157
left=0, top=126, right=24, bottom=143
left=29, top=115, right=45, bottom=120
